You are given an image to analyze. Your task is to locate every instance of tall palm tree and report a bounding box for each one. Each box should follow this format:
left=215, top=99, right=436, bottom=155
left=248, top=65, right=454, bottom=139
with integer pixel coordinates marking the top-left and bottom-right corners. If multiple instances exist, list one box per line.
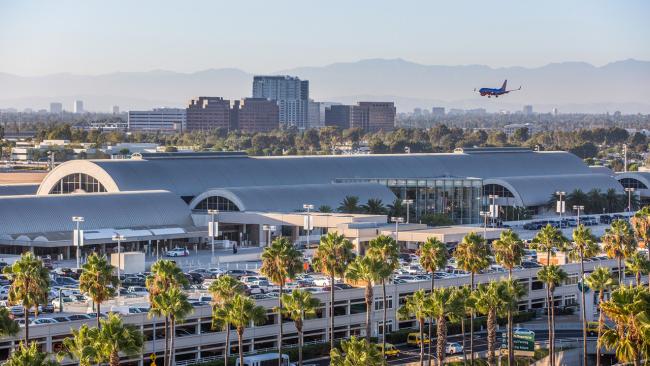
left=149, top=287, right=193, bottom=366
left=279, top=289, right=321, bottom=366
left=417, top=237, right=448, bottom=366
left=96, top=313, right=144, bottom=366
left=450, top=285, right=472, bottom=365
left=500, top=278, right=528, bottom=362
left=330, top=336, right=384, bottom=366
left=472, top=281, right=506, bottom=366
left=491, top=229, right=524, bottom=366
left=625, top=251, right=650, bottom=287
left=585, top=267, right=616, bottom=366
left=5, top=342, right=60, bottom=366
left=57, top=324, right=100, bottom=366
left=345, top=255, right=382, bottom=341
left=366, top=234, right=400, bottom=358
left=362, top=198, right=387, bottom=214
left=387, top=198, right=405, bottom=218
left=2, top=252, right=50, bottom=343
left=0, top=307, right=19, bottom=338
left=338, top=195, right=361, bottom=213
left=398, top=289, right=433, bottom=366
left=430, top=287, right=462, bottom=366
left=260, top=236, right=304, bottom=366
left=208, top=275, right=245, bottom=366
left=453, top=231, right=490, bottom=364
left=312, top=232, right=355, bottom=352
left=538, top=264, right=568, bottom=366
left=601, top=219, right=637, bottom=283
left=600, top=284, right=650, bottom=366
left=79, top=253, right=117, bottom=328
left=228, top=294, right=267, bottom=366
left=631, top=206, right=650, bottom=247
left=568, top=224, right=600, bottom=366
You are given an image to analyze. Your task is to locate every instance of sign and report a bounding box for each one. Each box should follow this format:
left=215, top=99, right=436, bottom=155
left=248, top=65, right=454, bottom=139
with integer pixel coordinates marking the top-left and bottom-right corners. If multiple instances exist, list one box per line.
left=208, top=222, right=219, bottom=238
left=303, top=215, right=313, bottom=230
left=73, top=230, right=84, bottom=247
left=490, top=204, right=499, bottom=218
left=501, top=330, right=535, bottom=356
left=556, top=200, right=566, bottom=214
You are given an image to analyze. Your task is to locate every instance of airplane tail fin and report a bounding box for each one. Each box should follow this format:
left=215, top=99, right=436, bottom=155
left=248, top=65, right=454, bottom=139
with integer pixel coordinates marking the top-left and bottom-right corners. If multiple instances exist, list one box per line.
left=501, top=80, right=508, bottom=91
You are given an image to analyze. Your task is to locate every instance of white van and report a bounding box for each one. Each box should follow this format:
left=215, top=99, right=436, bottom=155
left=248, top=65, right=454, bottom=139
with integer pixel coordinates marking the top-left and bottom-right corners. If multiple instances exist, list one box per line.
left=235, top=353, right=291, bottom=366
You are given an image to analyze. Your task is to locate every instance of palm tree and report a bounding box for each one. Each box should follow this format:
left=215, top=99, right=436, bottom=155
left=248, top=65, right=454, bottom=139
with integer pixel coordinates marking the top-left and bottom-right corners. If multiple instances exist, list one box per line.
left=568, top=224, right=600, bottom=366
left=472, top=281, right=506, bottom=366
left=330, top=336, right=384, bottom=366
left=585, top=267, right=616, bottom=366
left=417, top=237, right=448, bottom=365
left=430, top=287, right=462, bottom=366
left=0, top=307, right=19, bottom=338
left=79, top=253, right=117, bottom=328
left=450, top=285, right=472, bottom=365
left=96, top=313, right=143, bottom=366
left=538, top=264, right=568, bottom=366
left=312, top=232, right=355, bottom=352
left=149, top=287, right=193, bottom=366
left=500, top=278, right=528, bottom=363
left=625, top=251, right=650, bottom=286
left=57, top=324, right=100, bottom=366
left=260, top=237, right=304, bottom=366
left=631, top=206, right=650, bottom=247
left=228, top=294, right=267, bottom=366
left=453, top=232, right=490, bottom=364
left=208, top=275, right=245, bottom=366
left=600, top=285, right=650, bottom=366
left=398, top=289, right=432, bottom=366
left=279, top=289, right=321, bottom=366
left=491, top=229, right=524, bottom=366
left=5, top=342, right=60, bottom=366
left=338, top=195, right=361, bottom=213
left=345, top=255, right=383, bottom=341
left=2, top=252, right=50, bottom=343
left=362, top=198, right=387, bottom=214
left=366, top=234, right=400, bottom=358
left=601, top=219, right=636, bottom=283
left=318, top=205, right=333, bottom=213
left=387, top=198, right=405, bottom=218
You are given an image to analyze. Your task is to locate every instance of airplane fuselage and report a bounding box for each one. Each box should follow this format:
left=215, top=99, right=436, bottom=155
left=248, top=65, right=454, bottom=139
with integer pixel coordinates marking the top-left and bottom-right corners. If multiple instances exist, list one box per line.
left=478, top=87, right=508, bottom=97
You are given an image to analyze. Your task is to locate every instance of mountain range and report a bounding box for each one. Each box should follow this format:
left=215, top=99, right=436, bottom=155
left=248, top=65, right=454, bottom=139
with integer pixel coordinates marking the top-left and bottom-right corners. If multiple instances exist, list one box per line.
left=1, top=58, right=649, bottom=114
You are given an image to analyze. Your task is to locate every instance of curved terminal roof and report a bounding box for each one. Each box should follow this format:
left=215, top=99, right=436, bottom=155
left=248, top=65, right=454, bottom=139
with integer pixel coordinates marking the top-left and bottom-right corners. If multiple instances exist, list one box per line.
left=0, top=183, right=39, bottom=196
left=615, top=172, right=650, bottom=196
left=589, top=166, right=615, bottom=176
left=189, top=183, right=397, bottom=212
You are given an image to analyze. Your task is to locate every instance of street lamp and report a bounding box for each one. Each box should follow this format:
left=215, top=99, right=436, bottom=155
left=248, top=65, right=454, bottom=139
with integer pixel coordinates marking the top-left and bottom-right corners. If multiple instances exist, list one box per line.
left=402, top=199, right=414, bottom=223
left=556, top=191, right=566, bottom=221
left=207, top=209, right=219, bottom=257
left=303, top=204, right=314, bottom=248
left=624, top=188, right=635, bottom=212
left=573, top=205, right=585, bottom=226
left=488, top=194, right=499, bottom=226
left=72, top=216, right=84, bottom=269
left=480, top=211, right=490, bottom=238
left=391, top=217, right=404, bottom=243
left=262, top=225, right=277, bottom=246
left=112, top=234, right=125, bottom=302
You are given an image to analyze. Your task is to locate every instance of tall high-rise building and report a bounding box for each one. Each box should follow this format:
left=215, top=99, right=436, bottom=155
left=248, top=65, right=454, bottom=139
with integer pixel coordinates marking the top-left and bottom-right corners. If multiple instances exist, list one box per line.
left=186, top=97, right=231, bottom=132
left=233, top=98, right=279, bottom=133
left=325, top=102, right=396, bottom=132
left=128, top=108, right=186, bottom=132
left=432, top=107, right=445, bottom=116
left=523, top=105, right=533, bottom=115
left=73, top=100, right=84, bottom=114
left=49, top=102, right=63, bottom=114
left=324, top=105, right=352, bottom=130
left=252, top=75, right=309, bottom=129
left=307, top=100, right=322, bottom=129
left=112, top=106, right=120, bottom=115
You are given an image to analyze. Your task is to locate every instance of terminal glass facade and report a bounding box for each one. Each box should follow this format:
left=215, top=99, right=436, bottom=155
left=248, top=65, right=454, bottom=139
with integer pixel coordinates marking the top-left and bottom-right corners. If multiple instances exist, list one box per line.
left=49, top=173, right=107, bottom=194
left=335, top=177, right=483, bottom=224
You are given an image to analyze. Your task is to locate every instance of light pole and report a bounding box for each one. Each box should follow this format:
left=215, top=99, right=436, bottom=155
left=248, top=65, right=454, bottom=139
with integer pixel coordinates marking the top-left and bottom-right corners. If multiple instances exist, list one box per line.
left=112, top=234, right=125, bottom=303
left=623, top=143, right=628, bottom=172
left=262, top=224, right=276, bottom=246
left=402, top=199, right=414, bottom=223
left=391, top=217, right=404, bottom=244
left=480, top=211, right=490, bottom=238
left=573, top=205, right=584, bottom=226
left=488, top=194, right=499, bottom=227
left=207, top=209, right=219, bottom=257
left=303, top=204, right=314, bottom=248
left=556, top=191, right=566, bottom=224
left=624, top=187, right=635, bottom=212
left=72, top=216, right=84, bottom=269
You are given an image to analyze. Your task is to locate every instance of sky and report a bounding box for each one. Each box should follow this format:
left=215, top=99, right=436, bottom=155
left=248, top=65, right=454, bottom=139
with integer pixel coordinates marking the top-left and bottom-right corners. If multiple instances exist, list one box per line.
left=0, top=0, right=648, bottom=76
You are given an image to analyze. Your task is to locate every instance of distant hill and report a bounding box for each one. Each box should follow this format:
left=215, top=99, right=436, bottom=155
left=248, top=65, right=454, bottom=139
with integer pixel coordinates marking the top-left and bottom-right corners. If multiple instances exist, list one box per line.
left=1, top=59, right=649, bottom=113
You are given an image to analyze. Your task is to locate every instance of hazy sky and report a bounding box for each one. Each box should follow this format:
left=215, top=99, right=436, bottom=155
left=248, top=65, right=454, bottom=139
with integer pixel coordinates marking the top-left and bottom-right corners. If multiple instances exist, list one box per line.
left=1, top=0, right=648, bottom=76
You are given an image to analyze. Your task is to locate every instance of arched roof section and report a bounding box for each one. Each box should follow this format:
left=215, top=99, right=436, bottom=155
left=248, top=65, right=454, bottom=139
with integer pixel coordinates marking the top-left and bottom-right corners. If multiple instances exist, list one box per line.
left=190, top=183, right=397, bottom=213
left=0, top=183, right=39, bottom=196
left=37, top=160, right=120, bottom=195
left=615, top=172, right=650, bottom=195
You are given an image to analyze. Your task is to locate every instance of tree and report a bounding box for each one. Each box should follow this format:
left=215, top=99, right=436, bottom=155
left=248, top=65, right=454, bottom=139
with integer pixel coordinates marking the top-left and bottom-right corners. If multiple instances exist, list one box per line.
left=472, top=281, right=506, bottom=366
left=491, top=229, right=525, bottom=365
left=453, top=232, right=490, bottom=364
left=5, top=342, right=60, bottom=366
left=417, top=237, right=448, bottom=365
left=312, top=232, right=355, bottom=352
left=95, top=313, right=143, bottom=366
left=387, top=198, right=405, bottom=219
left=208, top=275, right=245, bottom=366
left=338, top=195, right=361, bottom=213
left=330, top=336, right=384, bottom=366
left=0, top=307, right=19, bottom=338
left=362, top=198, right=387, bottom=215
left=149, top=287, right=193, bottom=366
left=585, top=267, right=616, bottom=366
left=398, top=289, right=433, bottom=366
left=278, top=290, right=321, bottom=366
left=567, top=224, right=600, bottom=366
left=2, top=252, right=50, bottom=343
left=346, top=255, right=383, bottom=341
left=79, top=253, right=117, bottom=328
left=430, top=287, right=462, bottom=366
left=631, top=206, right=650, bottom=249
left=228, top=294, right=267, bottom=366
left=600, top=285, right=650, bottom=366
left=420, top=213, right=453, bottom=227
left=601, top=219, right=637, bottom=283
left=260, top=237, right=304, bottom=366
left=366, top=235, right=400, bottom=359
left=538, top=264, right=568, bottom=366
left=318, top=205, right=333, bottom=213
left=500, top=278, right=528, bottom=361
left=58, top=324, right=100, bottom=366
left=449, top=285, right=472, bottom=365
left=625, top=251, right=650, bottom=287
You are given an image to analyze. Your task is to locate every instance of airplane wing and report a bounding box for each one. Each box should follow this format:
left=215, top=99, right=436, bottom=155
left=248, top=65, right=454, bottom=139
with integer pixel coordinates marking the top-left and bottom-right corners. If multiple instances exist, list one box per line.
left=507, top=86, right=522, bottom=92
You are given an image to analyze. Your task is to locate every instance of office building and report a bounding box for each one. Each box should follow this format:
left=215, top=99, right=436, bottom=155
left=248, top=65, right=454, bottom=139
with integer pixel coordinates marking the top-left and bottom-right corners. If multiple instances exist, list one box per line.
left=128, top=108, right=187, bottom=132
left=351, top=102, right=396, bottom=132
left=252, top=75, right=309, bottom=129
left=73, top=100, right=84, bottom=114
left=233, top=98, right=279, bottom=133
left=432, top=107, right=445, bottom=116
left=523, top=105, right=533, bottom=115
left=186, top=97, right=231, bottom=132
left=112, top=105, right=120, bottom=114
left=49, top=102, right=63, bottom=114
left=307, top=100, right=322, bottom=129
left=324, top=105, right=352, bottom=129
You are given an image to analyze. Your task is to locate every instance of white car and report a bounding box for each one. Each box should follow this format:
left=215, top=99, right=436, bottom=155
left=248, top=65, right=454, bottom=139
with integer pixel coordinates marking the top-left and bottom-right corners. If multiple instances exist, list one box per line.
left=312, top=277, right=331, bottom=287
left=166, top=248, right=189, bottom=257
left=241, top=276, right=268, bottom=285
left=445, top=342, right=463, bottom=354
left=32, top=318, right=59, bottom=325
left=127, top=286, right=149, bottom=296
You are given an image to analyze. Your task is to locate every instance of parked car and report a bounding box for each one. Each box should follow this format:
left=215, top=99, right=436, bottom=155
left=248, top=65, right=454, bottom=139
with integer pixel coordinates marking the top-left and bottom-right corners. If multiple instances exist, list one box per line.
left=166, top=247, right=189, bottom=257
left=127, top=286, right=149, bottom=296
left=445, top=342, right=463, bottom=354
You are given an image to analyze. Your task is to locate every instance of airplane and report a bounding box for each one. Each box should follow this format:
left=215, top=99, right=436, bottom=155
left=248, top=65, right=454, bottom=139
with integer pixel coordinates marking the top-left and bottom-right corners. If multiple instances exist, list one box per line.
left=475, top=80, right=521, bottom=98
